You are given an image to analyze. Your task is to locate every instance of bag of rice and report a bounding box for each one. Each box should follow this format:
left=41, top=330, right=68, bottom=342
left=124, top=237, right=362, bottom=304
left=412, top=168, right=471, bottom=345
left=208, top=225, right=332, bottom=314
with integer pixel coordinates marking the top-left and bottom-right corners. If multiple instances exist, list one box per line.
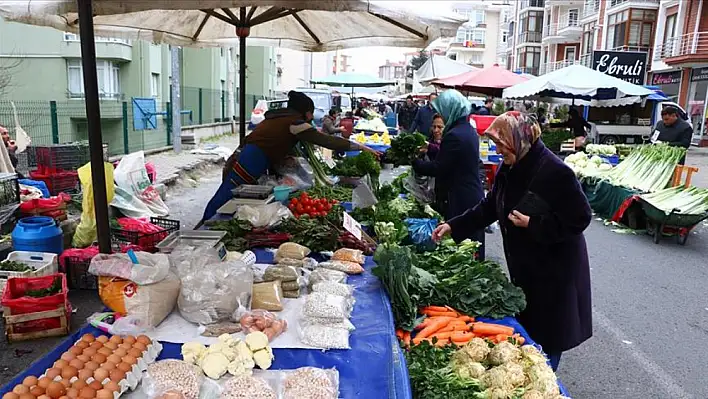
left=251, top=281, right=284, bottom=311
left=318, top=260, right=364, bottom=275
left=308, top=268, right=347, bottom=288
left=312, top=281, right=354, bottom=298
left=274, top=243, right=310, bottom=262
left=283, top=288, right=300, bottom=298
left=263, top=265, right=299, bottom=282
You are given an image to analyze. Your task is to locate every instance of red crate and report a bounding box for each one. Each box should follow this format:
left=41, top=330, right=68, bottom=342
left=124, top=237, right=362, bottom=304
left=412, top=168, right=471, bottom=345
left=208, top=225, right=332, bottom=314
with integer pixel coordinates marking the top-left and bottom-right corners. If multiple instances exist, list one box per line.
left=1, top=274, right=70, bottom=341
left=29, top=168, right=80, bottom=196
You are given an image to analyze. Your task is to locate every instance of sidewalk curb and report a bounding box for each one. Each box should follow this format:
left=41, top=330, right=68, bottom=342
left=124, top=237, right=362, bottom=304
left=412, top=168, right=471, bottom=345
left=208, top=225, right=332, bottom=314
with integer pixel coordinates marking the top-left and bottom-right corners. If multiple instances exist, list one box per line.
left=154, top=156, right=225, bottom=198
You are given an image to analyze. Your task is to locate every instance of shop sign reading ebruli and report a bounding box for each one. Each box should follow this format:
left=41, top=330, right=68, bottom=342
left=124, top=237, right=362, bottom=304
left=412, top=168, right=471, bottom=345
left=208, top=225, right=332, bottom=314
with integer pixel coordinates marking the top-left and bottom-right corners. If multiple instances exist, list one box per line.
left=592, top=50, right=648, bottom=85
left=651, top=71, right=682, bottom=86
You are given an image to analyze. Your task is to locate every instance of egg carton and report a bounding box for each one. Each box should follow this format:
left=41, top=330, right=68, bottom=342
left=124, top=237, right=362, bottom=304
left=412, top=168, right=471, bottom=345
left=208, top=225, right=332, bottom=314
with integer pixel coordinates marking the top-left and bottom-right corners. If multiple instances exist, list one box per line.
left=37, top=337, right=163, bottom=399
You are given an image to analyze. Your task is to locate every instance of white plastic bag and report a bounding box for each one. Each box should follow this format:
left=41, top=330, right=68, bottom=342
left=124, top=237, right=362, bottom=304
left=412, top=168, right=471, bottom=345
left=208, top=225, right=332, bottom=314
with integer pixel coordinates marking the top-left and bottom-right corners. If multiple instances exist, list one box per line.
left=89, top=251, right=170, bottom=285
left=235, top=202, right=293, bottom=228
left=114, top=151, right=169, bottom=216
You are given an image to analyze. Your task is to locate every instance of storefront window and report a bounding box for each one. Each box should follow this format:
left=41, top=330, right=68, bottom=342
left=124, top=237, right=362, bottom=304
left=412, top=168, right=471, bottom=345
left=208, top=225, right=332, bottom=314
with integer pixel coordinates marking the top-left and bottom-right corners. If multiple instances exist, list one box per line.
left=688, top=68, right=708, bottom=139
left=650, top=71, right=681, bottom=101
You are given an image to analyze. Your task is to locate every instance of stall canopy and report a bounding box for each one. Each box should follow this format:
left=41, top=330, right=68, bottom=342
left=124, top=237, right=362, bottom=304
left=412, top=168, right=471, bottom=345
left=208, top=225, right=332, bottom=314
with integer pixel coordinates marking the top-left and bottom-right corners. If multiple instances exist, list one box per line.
left=311, top=73, right=395, bottom=88
left=0, top=0, right=464, bottom=253
left=502, top=64, right=655, bottom=107
left=414, top=55, right=476, bottom=84
left=432, top=64, right=529, bottom=97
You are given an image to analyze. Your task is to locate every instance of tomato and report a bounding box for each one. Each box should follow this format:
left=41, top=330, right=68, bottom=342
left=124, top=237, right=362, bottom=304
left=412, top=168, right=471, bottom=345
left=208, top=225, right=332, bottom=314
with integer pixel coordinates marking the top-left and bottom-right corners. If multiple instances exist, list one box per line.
left=290, top=198, right=298, bottom=205
left=304, top=205, right=313, bottom=213
left=325, top=203, right=332, bottom=211
left=315, top=203, right=324, bottom=212
left=300, top=192, right=308, bottom=200
left=296, top=204, right=304, bottom=213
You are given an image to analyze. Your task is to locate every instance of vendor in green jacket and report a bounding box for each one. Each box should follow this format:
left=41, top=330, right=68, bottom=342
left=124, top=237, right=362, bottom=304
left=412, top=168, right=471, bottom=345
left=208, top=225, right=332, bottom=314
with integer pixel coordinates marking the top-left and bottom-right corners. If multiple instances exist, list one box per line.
left=201, top=91, right=381, bottom=224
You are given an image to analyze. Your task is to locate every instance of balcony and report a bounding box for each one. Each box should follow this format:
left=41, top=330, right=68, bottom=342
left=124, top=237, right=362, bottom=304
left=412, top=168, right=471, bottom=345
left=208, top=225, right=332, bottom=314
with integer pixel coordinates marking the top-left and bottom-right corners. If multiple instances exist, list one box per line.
left=517, top=66, right=540, bottom=76
left=654, top=32, right=708, bottom=65
left=545, top=0, right=585, bottom=6
left=581, top=0, right=600, bottom=20
left=62, top=32, right=132, bottom=61
left=610, top=45, right=651, bottom=53
left=520, top=0, right=545, bottom=10
left=517, top=32, right=543, bottom=45
left=607, top=0, right=659, bottom=11
left=539, top=53, right=593, bottom=74
left=542, top=15, right=582, bottom=43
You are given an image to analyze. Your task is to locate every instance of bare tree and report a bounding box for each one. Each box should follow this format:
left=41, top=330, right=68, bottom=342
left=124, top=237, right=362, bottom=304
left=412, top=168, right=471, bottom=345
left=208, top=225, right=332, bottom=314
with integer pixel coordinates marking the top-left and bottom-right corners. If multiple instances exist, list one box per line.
left=0, top=57, right=22, bottom=97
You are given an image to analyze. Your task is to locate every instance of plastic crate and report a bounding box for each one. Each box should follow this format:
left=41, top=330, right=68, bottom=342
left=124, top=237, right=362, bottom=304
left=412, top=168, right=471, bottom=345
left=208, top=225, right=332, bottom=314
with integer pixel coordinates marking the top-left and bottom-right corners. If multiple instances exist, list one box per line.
left=26, top=142, right=108, bottom=170
left=0, top=251, right=59, bottom=297
left=0, top=173, right=20, bottom=208
left=63, top=256, right=97, bottom=290
left=28, top=169, right=80, bottom=196
left=110, top=217, right=181, bottom=252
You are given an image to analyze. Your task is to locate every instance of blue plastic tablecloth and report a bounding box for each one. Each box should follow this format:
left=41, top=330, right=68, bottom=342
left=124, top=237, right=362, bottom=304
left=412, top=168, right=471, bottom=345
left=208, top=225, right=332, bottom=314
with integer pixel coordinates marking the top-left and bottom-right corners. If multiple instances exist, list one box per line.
left=345, top=144, right=391, bottom=157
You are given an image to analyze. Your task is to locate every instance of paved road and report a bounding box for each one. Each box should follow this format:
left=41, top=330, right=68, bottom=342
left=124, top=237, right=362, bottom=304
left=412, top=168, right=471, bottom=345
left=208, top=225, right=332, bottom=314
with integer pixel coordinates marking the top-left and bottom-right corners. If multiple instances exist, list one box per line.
left=3, top=165, right=708, bottom=398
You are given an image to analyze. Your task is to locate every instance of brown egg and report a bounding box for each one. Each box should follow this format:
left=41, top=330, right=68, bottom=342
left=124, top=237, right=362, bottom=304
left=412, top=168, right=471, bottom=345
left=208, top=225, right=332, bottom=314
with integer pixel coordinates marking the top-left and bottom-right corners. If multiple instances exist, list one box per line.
left=58, top=396, right=69, bottom=399
left=61, top=367, right=78, bottom=380
left=102, top=382, right=118, bottom=393
left=75, top=341, right=89, bottom=350
left=89, top=342, right=103, bottom=351
left=18, top=394, right=34, bottom=399
left=112, top=348, right=127, bottom=358
left=117, top=343, right=131, bottom=351
left=121, top=355, right=136, bottom=366
left=46, top=368, right=61, bottom=380
left=122, top=336, right=136, bottom=345
left=108, top=369, right=125, bottom=382
left=30, top=386, right=45, bottom=397
left=2, top=393, right=19, bottom=399
left=95, top=390, right=112, bottom=399
left=45, top=381, right=66, bottom=399
left=38, top=395, right=51, bottom=399
left=115, top=362, right=131, bottom=373
left=68, top=347, right=83, bottom=357
left=127, top=348, right=142, bottom=358
left=77, top=369, right=93, bottom=382
left=22, top=376, right=38, bottom=388
left=81, top=334, right=95, bottom=343
left=132, top=342, right=147, bottom=352
left=108, top=335, right=122, bottom=344
left=100, top=362, right=115, bottom=372
left=68, top=359, right=84, bottom=370
left=102, top=342, right=117, bottom=351
left=71, top=380, right=87, bottom=391
left=87, top=381, right=102, bottom=391
left=38, top=377, right=52, bottom=389
left=95, top=336, right=108, bottom=344
left=59, top=380, right=71, bottom=389
left=105, top=355, right=121, bottom=365
left=65, top=388, right=78, bottom=399
left=92, top=369, right=108, bottom=383
left=84, top=361, right=99, bottom=372
left=53, top=360, right=69, bottom=369
left=99, top=348, right=113, bottom=357
left=136, top=335, right=151, bottom=345
left=82, top=348, right=97, bottom=358
left=78, top=387, right=95, bottom=399
left=60, top=352, right=76, bottom=362
left=12, top=385, right=29, bottom=395
left=90, top=354, right=106, bottom=365
left=76, top=355, right=90, bottom=363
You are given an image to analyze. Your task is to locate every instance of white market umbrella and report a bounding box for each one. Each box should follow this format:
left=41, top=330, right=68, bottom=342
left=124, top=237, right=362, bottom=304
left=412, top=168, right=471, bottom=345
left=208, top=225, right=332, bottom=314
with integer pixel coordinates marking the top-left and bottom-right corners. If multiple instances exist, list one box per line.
left=502, top=64, right=654, bottom=107
left=415, top=55, right=478, bottom=83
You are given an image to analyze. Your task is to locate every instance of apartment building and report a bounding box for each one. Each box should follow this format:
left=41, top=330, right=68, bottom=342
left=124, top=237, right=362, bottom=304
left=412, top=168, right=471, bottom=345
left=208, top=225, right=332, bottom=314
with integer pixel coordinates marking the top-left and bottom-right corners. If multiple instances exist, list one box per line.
left=651, top=0, right=708, bottom=144
left=0, top=17, right=276, bottom=153
left=506, top=0, right=660, bottom=78
left=447, top=1, right=510, bottom=68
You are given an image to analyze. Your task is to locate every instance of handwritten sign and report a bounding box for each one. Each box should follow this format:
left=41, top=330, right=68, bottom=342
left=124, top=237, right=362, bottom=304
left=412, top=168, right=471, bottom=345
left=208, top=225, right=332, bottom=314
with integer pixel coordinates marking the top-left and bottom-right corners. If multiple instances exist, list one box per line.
left=342, top=211, right=362, bottom=240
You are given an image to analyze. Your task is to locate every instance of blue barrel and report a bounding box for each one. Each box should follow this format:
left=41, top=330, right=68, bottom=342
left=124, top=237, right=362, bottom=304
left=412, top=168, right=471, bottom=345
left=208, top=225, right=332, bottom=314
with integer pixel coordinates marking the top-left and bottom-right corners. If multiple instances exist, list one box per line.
left=12, top=216, right=64, bottom=254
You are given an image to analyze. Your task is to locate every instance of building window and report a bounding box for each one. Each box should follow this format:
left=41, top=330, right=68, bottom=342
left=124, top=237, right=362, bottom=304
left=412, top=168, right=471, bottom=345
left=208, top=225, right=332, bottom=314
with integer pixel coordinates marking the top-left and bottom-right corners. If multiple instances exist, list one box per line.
left=502, top=31, right=508, bottom=44
left=221, top=80, right=226, bottom=93
left=518, top=10, right=543, bottom=43
left=63, top=32, right=130, bottom=45
left=568, top=9, right=579, bottom=26
left=582, top=23, right=595, bottom=54
left=606, top=9, right=655, bottom=51
left=663, top=13, right=677, bottom=43
left=67, top=59, right=121, bottom=99
left=469, top=53, right=483, bottom=65
left=448, top=52, right=458, bottom=61
left=564, top=46, right=576, bottom=61
left=151, top=73, right=160, bottom=98
left=519, top=46, right=541, bottom=74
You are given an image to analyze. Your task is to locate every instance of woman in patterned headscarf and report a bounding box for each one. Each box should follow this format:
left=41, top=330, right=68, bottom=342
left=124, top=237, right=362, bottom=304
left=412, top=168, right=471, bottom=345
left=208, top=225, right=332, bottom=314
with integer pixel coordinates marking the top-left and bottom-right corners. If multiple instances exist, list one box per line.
left=432, top=111, right=593, bottom=372
left=411, top=90, right=486, bottom=259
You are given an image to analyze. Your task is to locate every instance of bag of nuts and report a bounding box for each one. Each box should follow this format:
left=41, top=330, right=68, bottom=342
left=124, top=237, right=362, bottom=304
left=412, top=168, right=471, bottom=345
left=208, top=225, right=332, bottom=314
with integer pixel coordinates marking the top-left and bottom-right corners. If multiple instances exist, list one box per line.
left=142, top=360, right=203, bottom=399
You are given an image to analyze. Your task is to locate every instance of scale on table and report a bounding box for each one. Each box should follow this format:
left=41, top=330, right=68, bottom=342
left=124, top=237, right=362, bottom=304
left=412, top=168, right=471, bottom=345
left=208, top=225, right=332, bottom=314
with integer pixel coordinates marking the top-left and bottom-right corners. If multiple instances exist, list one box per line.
left=155, top=230, right=228, bottom=260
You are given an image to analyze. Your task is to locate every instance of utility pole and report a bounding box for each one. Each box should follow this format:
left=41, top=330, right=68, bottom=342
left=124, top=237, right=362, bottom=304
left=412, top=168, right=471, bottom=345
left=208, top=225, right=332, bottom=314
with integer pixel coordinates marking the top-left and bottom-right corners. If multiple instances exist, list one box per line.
left=170, top=46, right=182, bottom=153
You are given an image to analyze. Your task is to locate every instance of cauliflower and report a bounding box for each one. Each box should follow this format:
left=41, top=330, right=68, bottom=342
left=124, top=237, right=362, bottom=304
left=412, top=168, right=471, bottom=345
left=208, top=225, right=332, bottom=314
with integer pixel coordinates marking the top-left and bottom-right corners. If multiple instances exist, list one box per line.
left=525, top=364, right=559, bottom=395
left=590, top=155, right=603, bottom=165
left=500, top=362, right=525, bottom=387
left=227, top=351, right=255, bottom=377
left=200, top=352, right=230, bottom=379
left=245, top=331, right=269, bottom=352
left=218, top=333, right=237, bottom=346
left=487, top=341, right=521, bottom=366
left=454, top=338, right=491, bottom=364
left=520, top=389, right=545, bottom=399
left=453, top=361, right=486, bottom=380
left=181, top=342, right=206, bottom=365
left=206, top=341, right=237, bottom=362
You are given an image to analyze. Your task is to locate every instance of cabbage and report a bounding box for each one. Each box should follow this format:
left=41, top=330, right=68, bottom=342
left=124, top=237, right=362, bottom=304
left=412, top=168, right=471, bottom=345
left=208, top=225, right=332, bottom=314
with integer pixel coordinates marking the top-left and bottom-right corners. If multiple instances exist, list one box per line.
left=590, top=155, right=603, bottom=165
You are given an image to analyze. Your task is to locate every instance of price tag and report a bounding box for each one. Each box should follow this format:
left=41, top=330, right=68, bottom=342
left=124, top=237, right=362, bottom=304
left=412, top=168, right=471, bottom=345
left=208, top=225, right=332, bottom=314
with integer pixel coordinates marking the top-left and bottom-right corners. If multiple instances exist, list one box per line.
left=342, top=211, right=362, bottom=241
left=650, top=129, right=660, bottom=143
left=324, top=157, right=336, bottom=168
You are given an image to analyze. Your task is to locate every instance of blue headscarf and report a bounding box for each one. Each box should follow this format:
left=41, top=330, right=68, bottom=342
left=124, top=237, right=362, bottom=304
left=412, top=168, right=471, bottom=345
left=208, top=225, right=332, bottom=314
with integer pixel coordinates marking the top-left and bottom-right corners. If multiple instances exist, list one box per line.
left=431, top=89, right=472, bottom=134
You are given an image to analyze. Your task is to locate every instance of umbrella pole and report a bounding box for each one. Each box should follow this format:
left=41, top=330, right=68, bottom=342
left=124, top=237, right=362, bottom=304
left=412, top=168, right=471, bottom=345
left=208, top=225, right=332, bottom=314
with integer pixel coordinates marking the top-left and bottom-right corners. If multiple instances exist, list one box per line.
left=238, top=7, right=248, bottom=144
left=77, top=0, right=111, bottom=254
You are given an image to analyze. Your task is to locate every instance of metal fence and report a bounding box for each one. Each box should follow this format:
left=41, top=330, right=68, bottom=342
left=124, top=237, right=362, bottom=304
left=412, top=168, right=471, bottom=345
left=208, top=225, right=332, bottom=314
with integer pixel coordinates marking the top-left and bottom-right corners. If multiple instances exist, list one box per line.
left=0, top=86, right=276, bottom=159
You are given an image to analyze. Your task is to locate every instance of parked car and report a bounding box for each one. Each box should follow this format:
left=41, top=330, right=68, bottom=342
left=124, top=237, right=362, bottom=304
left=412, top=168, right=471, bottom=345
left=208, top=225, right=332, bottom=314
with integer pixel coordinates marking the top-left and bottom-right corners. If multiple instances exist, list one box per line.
left=249, top=98, right=287, bottom=129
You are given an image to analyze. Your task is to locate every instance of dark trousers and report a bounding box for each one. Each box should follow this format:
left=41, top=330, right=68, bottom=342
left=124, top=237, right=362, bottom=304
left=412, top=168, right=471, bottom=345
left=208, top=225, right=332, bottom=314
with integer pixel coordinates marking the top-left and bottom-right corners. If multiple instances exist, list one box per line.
left=548, top=351, right=562, bottom=371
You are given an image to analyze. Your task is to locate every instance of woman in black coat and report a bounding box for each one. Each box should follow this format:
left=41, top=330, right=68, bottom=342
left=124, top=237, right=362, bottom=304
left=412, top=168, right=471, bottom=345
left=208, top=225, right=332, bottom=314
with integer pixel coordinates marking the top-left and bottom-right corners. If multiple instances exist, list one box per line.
left=412, top=90, right=486, bottom=260
left=432, top=111, right=592, bottom=371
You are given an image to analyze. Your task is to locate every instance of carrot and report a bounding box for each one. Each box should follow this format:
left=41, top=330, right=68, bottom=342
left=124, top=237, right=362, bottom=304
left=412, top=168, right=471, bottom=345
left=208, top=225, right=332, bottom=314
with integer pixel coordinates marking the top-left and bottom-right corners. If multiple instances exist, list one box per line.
left=421, top=306, right=449, bottom=312
left=434, top=338, right=450, bottom=347
left=403, top=331, right=411, bottom=347
left=470, top=322, right=514, bottom=336
left=421, top=310, right=459, bottom=317
left=413, top=317, right=454, bottom=344
left=429, top=331, right=453, bottom=340
left=493, top=334, right=510, bottom=343
left=511, top=333, right=525, bottom=345
left=414, top=316, right=453, bottom=330
left=450, top=331, right=475, bottom=344
left=457, top=315, right=473, bottom=323
left=445, top=306, right=461, bottom=314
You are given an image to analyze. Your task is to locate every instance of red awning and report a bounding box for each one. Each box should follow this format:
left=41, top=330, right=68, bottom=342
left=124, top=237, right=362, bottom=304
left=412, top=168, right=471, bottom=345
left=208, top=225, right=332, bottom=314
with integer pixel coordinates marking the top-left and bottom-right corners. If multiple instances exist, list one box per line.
left=432, top=64, right=530, bottom=96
